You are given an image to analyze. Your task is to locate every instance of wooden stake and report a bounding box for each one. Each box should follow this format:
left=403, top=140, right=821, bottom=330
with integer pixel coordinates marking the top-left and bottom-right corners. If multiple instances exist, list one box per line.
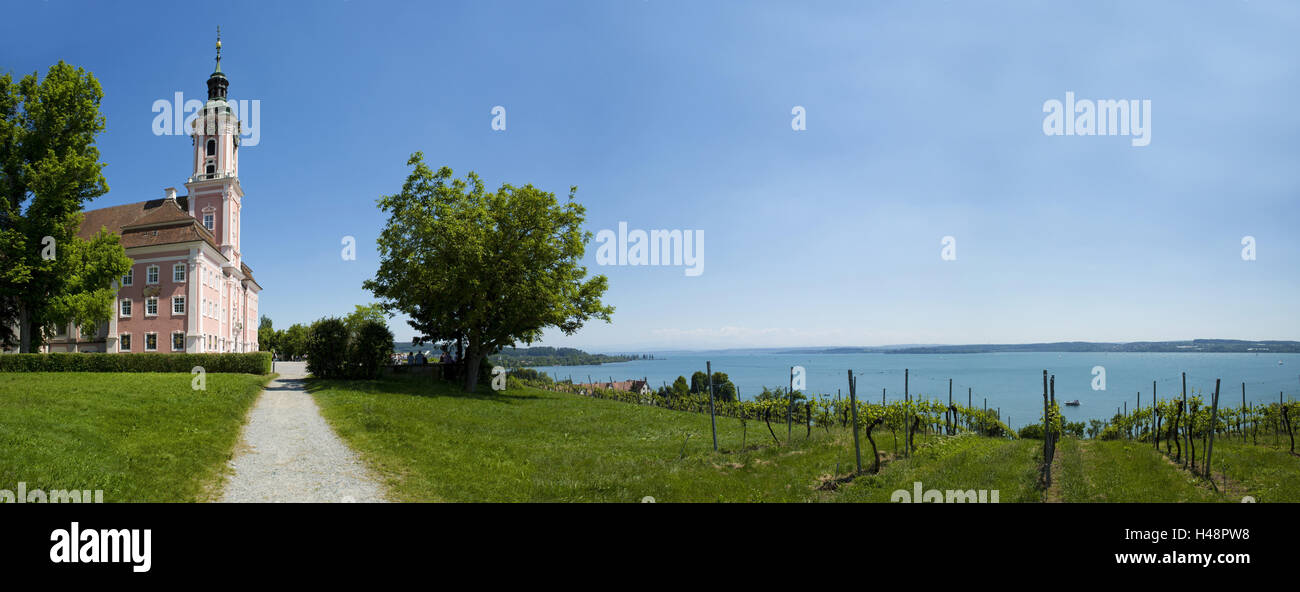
left=706, top=361, right=718, bottom=452
left=848, top=370, right=861, bottom=474
left=787, top=366, right=794, bottom=444
left=1206, top=379, right=1220, bottom=479
left=904, top=369, right=910, bottom=456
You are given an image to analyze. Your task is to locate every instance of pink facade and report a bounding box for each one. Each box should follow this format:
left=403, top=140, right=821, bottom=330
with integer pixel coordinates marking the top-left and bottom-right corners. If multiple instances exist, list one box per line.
left=41, top=47, right=262, bottom=354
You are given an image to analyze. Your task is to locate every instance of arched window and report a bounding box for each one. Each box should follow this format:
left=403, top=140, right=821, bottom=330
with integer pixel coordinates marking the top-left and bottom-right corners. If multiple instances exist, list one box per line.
left=206, top=139, right=216, bottom=156
left=205, top=162, right=215, bottom=176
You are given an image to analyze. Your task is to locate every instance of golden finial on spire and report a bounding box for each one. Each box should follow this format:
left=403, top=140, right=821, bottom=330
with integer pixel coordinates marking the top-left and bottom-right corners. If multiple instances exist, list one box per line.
left=213, top=25, right=223, bottom=73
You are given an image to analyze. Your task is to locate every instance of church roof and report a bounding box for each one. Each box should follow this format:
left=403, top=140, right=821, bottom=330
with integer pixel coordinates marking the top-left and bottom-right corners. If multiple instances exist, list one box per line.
left=79, top=197, right=218, bottom=251
left=241, top=262, right=260, bottom=288
left=80, top=197, right=260, bottom=289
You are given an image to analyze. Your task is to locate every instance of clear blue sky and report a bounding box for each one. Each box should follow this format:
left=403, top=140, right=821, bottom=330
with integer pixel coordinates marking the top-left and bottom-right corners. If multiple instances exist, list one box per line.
left=4, top=1, right=1297, bottom=351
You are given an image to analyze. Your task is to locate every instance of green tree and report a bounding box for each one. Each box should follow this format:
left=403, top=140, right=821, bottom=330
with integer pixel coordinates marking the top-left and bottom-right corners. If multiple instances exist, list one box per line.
left=347, top=319, right=394, bottom=379
left=711, top=371, right=737, bottom=402
left=364, top=153, right=613, bottom=392
left=257, top=315, right=276, bottom=352
left=307, top=317, right=349, bottom=378
left=1, top=62, right=129, bottom=351
left=279, top=323, right=309, bottom=360
left=690, top=371, right=709, bottom=394
left=670, top=375, right=689, bottom=398
left=344, top=303, right=387, bottom=334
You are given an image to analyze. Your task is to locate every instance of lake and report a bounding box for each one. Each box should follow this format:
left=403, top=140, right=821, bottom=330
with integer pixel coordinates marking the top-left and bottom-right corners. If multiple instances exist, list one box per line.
left=528, top=351, right=1300, bottom=429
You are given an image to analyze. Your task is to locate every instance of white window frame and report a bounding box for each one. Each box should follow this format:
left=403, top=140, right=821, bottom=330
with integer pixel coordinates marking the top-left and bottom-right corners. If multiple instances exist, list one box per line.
left=203, top=212, right=215, bottom=231
left=120, top=298, right=132, bottom=317
left=172, top=295, right=186, bottom=315
left=144, top=332, right=158, bottom=352
left=122, top=268, right=133, bottom=286
left=120, top=333, right=131, bottom=351
left=146, top=265, right=159, bottom=284
left=173, top=263, right=186, bottom=283
left=145, top=297, right=158, bottom=317
left=171, top=331, right=186, bottom=352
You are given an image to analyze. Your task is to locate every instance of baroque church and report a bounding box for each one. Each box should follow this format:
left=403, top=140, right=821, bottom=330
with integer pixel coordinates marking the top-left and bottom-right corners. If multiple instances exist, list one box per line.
left=39, top=34, right=262, bottom=353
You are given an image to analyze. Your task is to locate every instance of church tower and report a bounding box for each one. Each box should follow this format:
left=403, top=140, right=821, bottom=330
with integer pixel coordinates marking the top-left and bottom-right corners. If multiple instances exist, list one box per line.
left=185, top=27, right=244, bottom=271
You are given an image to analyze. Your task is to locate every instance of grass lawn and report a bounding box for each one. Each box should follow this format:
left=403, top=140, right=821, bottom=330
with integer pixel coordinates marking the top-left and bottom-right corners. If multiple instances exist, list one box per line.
left=834, top=434, right=1042, bottom=502
left=309, top=375, right=1042, bottom=502
left=0, top=372, right=272, bottom=502
left=309, top=375, right=845, bottom=501
left=309, top=376, right=1300, bottom=503
left=1209, top=440, right=1300, bottom=503
left=1056, top=438, right=1218, bottom=502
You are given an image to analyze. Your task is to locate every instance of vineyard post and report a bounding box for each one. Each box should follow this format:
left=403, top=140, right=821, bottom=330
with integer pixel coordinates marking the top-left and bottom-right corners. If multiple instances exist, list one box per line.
left=1042, top=370, right=1049, bottom=487
left=1206, top=379, right=1220, bottom=480
left=787, top=366, right=794, bottom=444
left=848, top=370, right=862, bottom=474
left=1123, top=401, right=1128, bottom=439
left=904, top=369, right=910, bottom=456
left=1050, top=374, right=1056, bottom=472
left=948, top=379, right=953, bottom=436
left=1182, top=372, right=1189, bottom=469
left=706, top=361, right=718, bottom=452
left=968, top=387, right=972, bottom=430
left=1137, top=392, right=1141, bottom=440
left=1241, top=383, right=1245, bottom=443
left=1153, top=380, right=1157, bottom=442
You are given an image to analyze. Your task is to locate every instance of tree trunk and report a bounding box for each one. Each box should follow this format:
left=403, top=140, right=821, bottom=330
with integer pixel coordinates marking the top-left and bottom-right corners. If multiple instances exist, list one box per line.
left=462, top=351, right=483, bottom=392
left=18, top=307, right=33, bottom=353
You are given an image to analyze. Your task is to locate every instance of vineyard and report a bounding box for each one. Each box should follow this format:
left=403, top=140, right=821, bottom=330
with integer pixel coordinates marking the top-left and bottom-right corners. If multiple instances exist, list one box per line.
left=505, top=365, right=1299, bottom=502
left=516, top=370, right=1015, bottom=450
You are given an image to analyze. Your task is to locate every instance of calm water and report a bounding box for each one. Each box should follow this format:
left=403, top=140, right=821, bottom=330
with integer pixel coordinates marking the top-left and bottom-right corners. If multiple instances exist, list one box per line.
left=530, top=352, right=1300, bottom=428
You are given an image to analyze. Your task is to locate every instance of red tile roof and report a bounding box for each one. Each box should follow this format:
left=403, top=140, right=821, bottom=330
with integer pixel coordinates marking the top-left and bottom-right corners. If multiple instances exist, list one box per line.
left=79, top=198, right=250, bottom=279
left=78, top=196, right=190, bottom=240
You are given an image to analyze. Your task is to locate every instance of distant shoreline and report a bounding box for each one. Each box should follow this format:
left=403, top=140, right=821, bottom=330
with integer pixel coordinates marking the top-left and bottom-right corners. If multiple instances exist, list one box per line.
left=845, top=340, right=1300, bottom=355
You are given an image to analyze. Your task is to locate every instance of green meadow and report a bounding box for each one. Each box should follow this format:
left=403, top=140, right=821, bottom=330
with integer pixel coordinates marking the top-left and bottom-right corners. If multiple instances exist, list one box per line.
left=2, top=371, right=1294, bottom=503
left=308, top=375, right=1300, bottom=503
left=0, top=372, right=271, bottom=502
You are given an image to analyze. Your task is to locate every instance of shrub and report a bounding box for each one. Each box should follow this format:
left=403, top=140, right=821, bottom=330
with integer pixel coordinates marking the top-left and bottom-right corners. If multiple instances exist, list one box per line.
left=1018, top=423, right=1045, bottom=439
left=347, top=320, right=394, bottom=379
left=0, top=352, right=271, bottom=374
left=306, top=317, right=350, bottom=378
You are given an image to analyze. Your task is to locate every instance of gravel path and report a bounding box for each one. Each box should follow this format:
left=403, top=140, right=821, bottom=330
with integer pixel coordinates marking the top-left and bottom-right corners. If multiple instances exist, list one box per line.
left=218, top=362, right=389, bottom=503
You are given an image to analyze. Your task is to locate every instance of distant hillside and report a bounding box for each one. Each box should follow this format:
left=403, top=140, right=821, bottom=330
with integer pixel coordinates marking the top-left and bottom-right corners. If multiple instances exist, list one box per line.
left=885, top=340, right=1300, bottom=354
left=491, top=347, right=650, bottom=367
left=392, top=344, right=646, bottom=366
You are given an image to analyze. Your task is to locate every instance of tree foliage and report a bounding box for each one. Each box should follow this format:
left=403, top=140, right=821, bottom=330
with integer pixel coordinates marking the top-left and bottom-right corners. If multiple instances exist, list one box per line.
left=306, top=317, right=349, bottom=378
left=257, top=315, right=276, bottom=352
left=347, top=319, right=394, bottom=379
left=364, top=153, right=613, bottom=391
left=344, top=303, right=387, bottom=334
left=0, top=62, right=129, bottom=351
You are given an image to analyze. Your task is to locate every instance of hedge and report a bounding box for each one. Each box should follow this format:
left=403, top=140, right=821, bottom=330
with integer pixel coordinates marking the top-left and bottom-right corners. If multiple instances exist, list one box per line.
left=0, top=352, right=272, bottom=374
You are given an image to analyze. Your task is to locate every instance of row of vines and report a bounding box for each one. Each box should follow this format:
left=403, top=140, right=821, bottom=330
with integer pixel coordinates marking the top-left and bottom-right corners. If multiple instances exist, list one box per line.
left=511, top=366, right=1017, bottom=473
left=1091, top=374, right=1297, bottom=479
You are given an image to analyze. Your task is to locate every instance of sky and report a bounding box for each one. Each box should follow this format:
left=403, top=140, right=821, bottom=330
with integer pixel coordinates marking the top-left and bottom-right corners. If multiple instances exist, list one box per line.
left=3, top=0, right=1297, bottom=352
